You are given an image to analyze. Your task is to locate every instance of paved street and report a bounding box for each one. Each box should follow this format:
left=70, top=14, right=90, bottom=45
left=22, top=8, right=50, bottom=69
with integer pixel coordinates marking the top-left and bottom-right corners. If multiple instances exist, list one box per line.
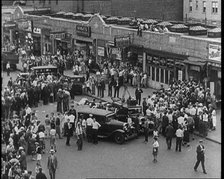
left=1, top=70, right=221, bottom=178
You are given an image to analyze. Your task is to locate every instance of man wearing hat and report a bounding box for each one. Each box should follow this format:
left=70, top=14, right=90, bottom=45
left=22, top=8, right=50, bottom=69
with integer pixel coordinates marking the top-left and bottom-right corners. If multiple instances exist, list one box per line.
left=194, top=139, right=207, bottom=174
left=19, top=146, right=27, bottom=171
left=47, top=149, right=58, bottom=179
left=86, top=114, right=94, bottom=142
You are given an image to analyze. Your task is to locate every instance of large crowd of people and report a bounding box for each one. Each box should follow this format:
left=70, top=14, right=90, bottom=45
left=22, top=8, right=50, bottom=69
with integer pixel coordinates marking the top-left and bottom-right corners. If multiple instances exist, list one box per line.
left=1, top=42, right=219, bottom=178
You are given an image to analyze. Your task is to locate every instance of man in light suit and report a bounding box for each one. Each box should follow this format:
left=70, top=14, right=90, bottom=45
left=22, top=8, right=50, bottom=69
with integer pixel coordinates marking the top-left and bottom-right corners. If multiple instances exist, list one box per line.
left=47, top=149, right=58, bottom=179
left=194, top=139, right=207, bottom=174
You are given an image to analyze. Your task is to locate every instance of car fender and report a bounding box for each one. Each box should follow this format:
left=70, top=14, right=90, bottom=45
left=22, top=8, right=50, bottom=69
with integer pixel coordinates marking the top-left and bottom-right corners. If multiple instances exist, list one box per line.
left=111, top=129, right=125, bottom=136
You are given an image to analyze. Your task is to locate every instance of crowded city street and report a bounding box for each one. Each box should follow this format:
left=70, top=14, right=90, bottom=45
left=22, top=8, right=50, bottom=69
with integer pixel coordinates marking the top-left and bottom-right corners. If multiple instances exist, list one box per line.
left=1, top=69, right=221, bottom=179
left=2, top=1, right=221, bottom=179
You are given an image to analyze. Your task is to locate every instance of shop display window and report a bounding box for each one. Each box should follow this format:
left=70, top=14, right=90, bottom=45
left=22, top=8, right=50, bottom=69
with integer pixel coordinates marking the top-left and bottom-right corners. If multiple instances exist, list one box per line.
left=165, top=70, right=169, bottom=84
left=161, top=68, right=164, bottom=83
left=152, top=66, right=155, bottom=81
left=156, top=68, right=159, bottom=82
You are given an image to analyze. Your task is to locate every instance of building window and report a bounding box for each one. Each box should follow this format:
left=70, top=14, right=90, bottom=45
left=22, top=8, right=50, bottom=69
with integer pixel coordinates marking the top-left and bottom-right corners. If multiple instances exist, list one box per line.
left=203, top=1, right=206, bottom=13
left=189, top=0, right=193, bottom=12
left=56, top=0, right=58, bottom=5
left=165, top=70, right=169, bottom=84
left=152, top=67, right=155, bottom=81
left=212, top=2, right=218, bottom=13
left=49, top=0, right=51, bottom=4
left=156, top=68, right=159, bottom=82
left=160, top=68, right=164, bottom=83
left=196, top=0, right=198, bottom=10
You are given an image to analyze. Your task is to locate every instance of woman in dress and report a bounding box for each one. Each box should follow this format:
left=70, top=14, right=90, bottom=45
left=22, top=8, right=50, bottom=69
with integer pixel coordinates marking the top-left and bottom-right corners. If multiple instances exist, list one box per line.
left=152, top=137, right=159, bottom=163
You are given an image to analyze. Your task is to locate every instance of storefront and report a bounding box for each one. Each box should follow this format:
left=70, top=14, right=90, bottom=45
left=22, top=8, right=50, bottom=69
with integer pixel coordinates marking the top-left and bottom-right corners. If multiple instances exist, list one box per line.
left=41, top=28, right=52, bottom=55
left=2, top=21, right=17, bottom=49
left=72, top=24, right=93, bottom=61
left=145, top=49, right=187, bottom=89
left=16, top=19, right=33, bottom=51
left=50, top=31, right=72, bottom=55
left=32, top=26, right=41, bottom=56
left=207, top=43, right=221, bottom=100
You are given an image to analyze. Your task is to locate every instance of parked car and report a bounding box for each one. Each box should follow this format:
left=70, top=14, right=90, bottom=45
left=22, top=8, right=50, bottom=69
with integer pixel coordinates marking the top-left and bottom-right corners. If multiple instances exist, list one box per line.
left=31, top=65, right=58, bottom=75
left=76, top=106, right=137, bottom=144
left=63, top=74, right=85, bottom=95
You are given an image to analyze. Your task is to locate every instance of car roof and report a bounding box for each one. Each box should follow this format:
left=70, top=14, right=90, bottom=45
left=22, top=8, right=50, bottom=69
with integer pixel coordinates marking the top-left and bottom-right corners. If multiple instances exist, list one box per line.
left=76, top=106, right=115, bottom=116
left=63, top=74, right=85, bottom=78
left=31, top=65, right=57, bottom=70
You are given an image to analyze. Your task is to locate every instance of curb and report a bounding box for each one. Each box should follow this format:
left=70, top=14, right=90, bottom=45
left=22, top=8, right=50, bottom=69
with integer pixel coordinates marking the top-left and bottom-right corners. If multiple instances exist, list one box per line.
left=193, top=132, right=221, bottom=145
left=85, top=92, right=221, bottom=145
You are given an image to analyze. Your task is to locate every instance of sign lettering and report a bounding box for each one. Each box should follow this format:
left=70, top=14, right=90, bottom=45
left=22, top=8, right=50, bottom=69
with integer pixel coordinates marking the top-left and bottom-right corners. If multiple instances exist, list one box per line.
left=114, top=35, right=130, bottom=48
left=33, top=27, right=41, bottom=34
left=76, top=25, right=91, bottom=37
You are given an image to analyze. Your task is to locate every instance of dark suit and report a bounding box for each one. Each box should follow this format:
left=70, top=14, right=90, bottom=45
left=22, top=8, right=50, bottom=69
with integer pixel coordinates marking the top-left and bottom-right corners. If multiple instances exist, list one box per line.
left=165, top=124, right=175, bottom=149
left=135, top=88, right=143, bottom=105
left=47, top=154, right=58, bottom=179
left=64, top=122, right=73, bottom=145
left=194, top=144, right=206, bottom=173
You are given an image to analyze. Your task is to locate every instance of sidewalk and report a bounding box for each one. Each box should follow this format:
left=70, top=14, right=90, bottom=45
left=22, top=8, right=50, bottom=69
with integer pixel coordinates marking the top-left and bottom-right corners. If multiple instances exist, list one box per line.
left=64, top=69, right=222, bottom=145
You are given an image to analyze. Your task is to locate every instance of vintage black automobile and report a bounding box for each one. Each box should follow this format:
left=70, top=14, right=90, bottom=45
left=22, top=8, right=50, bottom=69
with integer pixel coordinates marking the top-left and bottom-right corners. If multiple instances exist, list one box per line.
left=31, top=65, right=58, bottom=75
left=76, top=106, right=137, bottom=144
left=63, top=74, right=85, bottom=95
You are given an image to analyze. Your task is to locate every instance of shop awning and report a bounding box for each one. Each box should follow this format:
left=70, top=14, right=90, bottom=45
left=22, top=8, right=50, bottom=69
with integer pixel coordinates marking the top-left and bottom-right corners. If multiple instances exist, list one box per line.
left=144, top=48, right=188, bottom=60
left=184, top=57, right=206, bottom=66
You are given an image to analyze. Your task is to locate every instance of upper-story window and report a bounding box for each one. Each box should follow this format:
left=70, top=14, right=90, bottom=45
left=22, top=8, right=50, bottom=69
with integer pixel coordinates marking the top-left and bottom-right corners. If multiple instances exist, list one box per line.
left=212, top=2, right=218, bottom=13
left=196, top=0, right=198, bottom=10
left=203, top=1, right=206, bottom=13
left=49, top=0, right=51, bottom=4
left=189, top=0, right=193, bottom=12
left=56, top=0, right=58, bottom=5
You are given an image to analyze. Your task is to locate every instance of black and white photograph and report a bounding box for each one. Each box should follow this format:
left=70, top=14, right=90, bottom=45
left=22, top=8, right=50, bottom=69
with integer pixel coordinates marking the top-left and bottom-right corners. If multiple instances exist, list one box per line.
left=1, top=0, right=221, bottom=178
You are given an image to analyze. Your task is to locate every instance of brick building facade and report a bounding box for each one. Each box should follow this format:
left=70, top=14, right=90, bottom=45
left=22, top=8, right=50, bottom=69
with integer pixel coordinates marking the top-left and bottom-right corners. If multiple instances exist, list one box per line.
left=25, top=0, right=183, bottom=20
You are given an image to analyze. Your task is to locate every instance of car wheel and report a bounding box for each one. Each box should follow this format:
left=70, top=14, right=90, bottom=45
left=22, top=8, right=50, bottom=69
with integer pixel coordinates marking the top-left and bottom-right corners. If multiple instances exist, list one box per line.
left=114, top=132, right=125, bottom=144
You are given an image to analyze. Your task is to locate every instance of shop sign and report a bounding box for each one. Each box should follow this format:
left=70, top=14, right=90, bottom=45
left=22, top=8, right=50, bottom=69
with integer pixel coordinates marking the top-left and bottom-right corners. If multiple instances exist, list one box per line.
left=190, top=65, right=200, bottom=72
left=114, top=35, right=130, bottom=48
left=208, top=62, right=221, bottom=68
left=97, top=47, right=105, bottom=57
left=17, top=20, right=32, bottom=32
left=146, top=55, right=153, bottom=63
left=208, top=44, right=221, bottom=62
left=3, top=22, right=16, bottom=28
left=50, top=32, right=66, bottom=39
left=76, top=25, right=91, bottom=37
left=33, top=27, right=41, bottom=34
left=111, top=48, right=122, bottom=60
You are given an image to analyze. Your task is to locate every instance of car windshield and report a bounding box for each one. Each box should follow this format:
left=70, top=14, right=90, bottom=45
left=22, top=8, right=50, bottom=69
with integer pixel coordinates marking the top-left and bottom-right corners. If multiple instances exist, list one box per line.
left=106, top=114, right=115, bottom=122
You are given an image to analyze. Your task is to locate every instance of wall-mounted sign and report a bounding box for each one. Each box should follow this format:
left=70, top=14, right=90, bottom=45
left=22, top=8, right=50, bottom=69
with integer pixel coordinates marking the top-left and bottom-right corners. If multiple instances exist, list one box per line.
left=33, top=27, right=41, bottom=34
left=17, top=20, right=32, bottom=32
left=76, top=25, right=91, bottom=37
left=97, top=47, right=105, bottom=57
left=190, top=65, right=200, bottom=72
left=3, top=22, right=16, bottom=28
left=50, top=32, right=66, bottom=39
left=114, top=35, right=130, bottom=48
left=208, top=44, right=221, bottom=62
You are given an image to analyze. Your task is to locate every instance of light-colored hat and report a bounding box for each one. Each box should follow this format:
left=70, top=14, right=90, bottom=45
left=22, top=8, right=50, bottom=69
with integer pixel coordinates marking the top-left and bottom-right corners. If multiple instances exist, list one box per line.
left=50, top=149, right=55, bottom=153
left=198, top=103, right=203, bottom=107
left=19, top=146, right=24, bottom=150
left=199, top=139, right=203, bottom=143
left=89, top=114, right=93, bottom=117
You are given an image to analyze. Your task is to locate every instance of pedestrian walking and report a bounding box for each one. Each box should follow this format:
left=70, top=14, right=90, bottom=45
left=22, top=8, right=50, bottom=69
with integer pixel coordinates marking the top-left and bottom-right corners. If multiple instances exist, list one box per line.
left=36, top=168, right=47, bottom=179
left=86, top=114, right=93, bottom=143
left=194, top=140, right=207, bottom=174
left=142, top=98, right=147, bottom=116
left=165, top=123, right=175, bottom=150
left=47, top=149, right=58, bottom=179
left=135, top=86, right=143, bottom=105
left=113, top=79, right=120, bottom=98
left=49, top=127, right=57, bottom=152
left=143, top=119, right=149, bottom=143
left=152, top=137, right=159, bottom=163
left=64, top=118, right=73, bottom=146
left=92, top=118, right=101, bottom=144
left=175, top=126, right=184, bottom=152
left=6, top=62, right=10, bottom=76
left=55, top=113, right=62, bottom=139
left=76, top=122, right=83, bottom=150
